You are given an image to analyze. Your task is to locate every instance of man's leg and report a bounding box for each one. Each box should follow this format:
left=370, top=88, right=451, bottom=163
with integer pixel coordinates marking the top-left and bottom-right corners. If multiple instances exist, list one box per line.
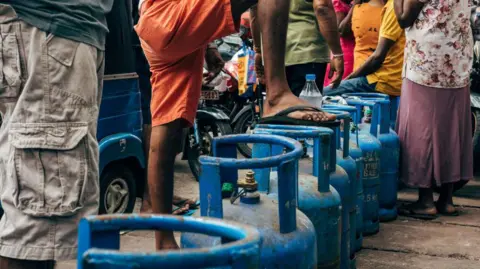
left=0, top=13, right=102, bottom=268
left=148, top=119, right=188, bottom=249
left=251, top=0, right=334, bottom=122
left=323, top=77, right=377, bottom=96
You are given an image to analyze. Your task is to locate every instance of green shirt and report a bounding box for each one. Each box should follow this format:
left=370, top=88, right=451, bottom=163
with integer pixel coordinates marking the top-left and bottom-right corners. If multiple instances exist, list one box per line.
left=285, top=0, right=330, bottom=66
left=3, top=1, right=114, bottom=50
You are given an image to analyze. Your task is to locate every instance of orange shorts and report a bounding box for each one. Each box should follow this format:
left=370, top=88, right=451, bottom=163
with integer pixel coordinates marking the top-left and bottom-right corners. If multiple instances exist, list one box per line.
left=135, top=0, right=237, bottom=127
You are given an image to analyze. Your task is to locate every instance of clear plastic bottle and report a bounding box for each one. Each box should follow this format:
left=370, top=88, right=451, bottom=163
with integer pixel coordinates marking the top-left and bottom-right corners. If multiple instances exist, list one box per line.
left=299, top=74, right=323, bottom=108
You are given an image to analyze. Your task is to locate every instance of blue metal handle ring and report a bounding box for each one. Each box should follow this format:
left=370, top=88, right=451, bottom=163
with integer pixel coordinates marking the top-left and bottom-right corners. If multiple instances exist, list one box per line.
left=342, top=92, right=389, bottom=99
left=254, top=124, right=334, bottom=138
left=202, top=134, right=303, bottom=169
left=79, top=214, right=261, bottom=269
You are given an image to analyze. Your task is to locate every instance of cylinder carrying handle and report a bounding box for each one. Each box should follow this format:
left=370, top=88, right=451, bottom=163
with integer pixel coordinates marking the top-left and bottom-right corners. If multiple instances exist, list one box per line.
left=202, top=134, right=303, bottom=234
left=78, top=214, right=261, bottom=269
left=254, top=125, right=333, bottom=193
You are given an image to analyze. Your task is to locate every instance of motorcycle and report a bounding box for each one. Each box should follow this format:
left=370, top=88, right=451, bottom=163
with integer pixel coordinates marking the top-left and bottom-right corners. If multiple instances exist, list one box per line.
left=181, top=74, right=233, bottom=181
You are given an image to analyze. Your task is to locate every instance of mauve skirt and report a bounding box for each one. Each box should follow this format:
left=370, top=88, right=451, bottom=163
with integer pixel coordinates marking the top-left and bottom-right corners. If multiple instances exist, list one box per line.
left=396, top=78, right=473, bottom=188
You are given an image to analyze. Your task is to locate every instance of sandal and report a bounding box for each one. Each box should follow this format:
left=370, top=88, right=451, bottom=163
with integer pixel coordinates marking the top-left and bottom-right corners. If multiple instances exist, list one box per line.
left=398, top=203, right=438, bottom=220
left=435, top=202, right=459, bottom=216
left=259, top=105, right=339, bottom=127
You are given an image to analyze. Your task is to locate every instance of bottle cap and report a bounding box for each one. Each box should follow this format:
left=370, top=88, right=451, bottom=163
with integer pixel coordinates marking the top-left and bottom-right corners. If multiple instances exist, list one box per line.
left=306, top=74, right=316, bottom=81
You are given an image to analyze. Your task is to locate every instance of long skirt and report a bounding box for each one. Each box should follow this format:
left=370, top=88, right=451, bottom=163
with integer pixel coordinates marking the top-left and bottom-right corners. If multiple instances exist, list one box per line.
left=396, top=78, right=473, bottom=188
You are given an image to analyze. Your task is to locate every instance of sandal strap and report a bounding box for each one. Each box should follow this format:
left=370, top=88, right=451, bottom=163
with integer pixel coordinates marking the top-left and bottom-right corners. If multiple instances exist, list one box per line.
left=275, top=105, right=323, bottom=117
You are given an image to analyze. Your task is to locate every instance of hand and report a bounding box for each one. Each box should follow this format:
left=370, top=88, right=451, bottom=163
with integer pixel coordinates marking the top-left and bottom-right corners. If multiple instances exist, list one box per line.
left=327, top=56, right=344, bottom=88
left=204, top=47, right=225, bottom=84
left=254, top=51, right=266, bottom=85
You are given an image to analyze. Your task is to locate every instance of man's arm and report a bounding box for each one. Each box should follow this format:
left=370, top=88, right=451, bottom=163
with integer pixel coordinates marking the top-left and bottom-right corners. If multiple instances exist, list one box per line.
left=249, top=5, right=266, bottom=84
left=393, top=0, right=425, bottom=29
left=313, top=0, right=343, bottom=55
left=338, top=7, right=354, bottom=37
left=347, top=37, right=395, bottom=78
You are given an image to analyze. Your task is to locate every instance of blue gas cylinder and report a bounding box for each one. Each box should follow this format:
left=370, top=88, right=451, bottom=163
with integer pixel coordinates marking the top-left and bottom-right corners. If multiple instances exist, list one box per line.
left=261, top=122, right=352, bottom=269
left=253, top=125, right=342, bottom=269
left=342, top=96, right=400, bottom=222
left=323, top=104, right=364, bottom=251
left=181, top=134, right=317, bottom=268
left=324, top=102, right=381, bottom=237
left=340, top=92, right=398, bottom=130
left=323, top=109, right=360, bottom=266
left=77, top=214, right=261, bottom=269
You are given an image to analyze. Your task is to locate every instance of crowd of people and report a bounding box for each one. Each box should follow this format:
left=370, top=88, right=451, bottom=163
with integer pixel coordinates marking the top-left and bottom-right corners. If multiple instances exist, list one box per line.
left=0, top=0, right=475, bottom=267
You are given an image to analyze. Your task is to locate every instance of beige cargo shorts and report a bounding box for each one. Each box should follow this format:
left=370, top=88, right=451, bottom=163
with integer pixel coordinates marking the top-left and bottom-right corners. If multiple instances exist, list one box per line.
left=0, top=4, right=104, bottom=261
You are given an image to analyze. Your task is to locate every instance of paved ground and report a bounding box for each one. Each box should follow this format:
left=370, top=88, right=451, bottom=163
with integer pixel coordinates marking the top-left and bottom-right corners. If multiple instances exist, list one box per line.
left=59, top=159, right=480, bottom=268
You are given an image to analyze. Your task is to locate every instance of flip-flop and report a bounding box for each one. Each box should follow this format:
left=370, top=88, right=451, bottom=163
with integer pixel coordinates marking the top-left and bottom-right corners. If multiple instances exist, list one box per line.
left=398, top=204, right=437, bottom=220
left=173, top=205, right=194, bottom=216
left=434, top=202, right=459, bottom=216
left=173, top=199, right=200, bottom=209
left=259, top=105, right=339, bottom=127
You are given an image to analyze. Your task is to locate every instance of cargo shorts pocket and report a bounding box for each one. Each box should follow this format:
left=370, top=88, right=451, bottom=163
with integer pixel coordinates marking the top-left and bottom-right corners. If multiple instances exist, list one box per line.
left=8, top=122, right=89, bottom=217
left=0, top=27, right=23, bottom=98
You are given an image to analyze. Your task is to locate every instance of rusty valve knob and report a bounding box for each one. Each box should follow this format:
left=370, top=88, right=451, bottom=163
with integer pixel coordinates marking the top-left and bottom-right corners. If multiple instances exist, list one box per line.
left=238, top=171, right=258, bottom=190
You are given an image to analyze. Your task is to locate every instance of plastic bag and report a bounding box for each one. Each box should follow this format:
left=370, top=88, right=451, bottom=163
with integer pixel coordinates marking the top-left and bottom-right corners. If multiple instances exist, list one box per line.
left=237, top=45, right=257, bottom=97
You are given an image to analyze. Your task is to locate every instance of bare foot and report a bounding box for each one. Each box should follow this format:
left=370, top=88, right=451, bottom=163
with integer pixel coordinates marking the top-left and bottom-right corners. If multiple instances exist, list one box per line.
left=156, top=233, right=180, bottom=250
left=140, top=199, right=152, bottom=213
left=172, top=204, right=190, bottom=215
left=398, top=201, right=437, bottom=220
left=263, top=91, right=336, bottom=122
left=435, top=201, right=459, bottom=216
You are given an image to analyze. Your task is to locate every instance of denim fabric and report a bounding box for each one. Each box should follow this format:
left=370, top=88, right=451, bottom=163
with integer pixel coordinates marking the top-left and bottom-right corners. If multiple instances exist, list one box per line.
left=324, top=76, right=377, bottom=96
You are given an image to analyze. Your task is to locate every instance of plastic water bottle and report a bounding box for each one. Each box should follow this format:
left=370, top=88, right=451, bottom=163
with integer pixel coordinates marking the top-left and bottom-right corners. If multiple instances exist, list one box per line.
left=300, top=74, right=323, bottom=108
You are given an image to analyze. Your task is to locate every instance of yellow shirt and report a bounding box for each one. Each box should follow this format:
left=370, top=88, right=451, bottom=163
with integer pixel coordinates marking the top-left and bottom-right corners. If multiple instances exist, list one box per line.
left=366, top=0, right=405, bottom=96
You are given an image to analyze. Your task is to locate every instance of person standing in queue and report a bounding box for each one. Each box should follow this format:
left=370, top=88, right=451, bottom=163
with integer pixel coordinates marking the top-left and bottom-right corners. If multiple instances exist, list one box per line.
left=135, top=0, right=337, bottom=250
left=285, top=0, right=345, bottom=95
left=394, top=0, right=474, bottom=218
left=0, top=1, right=114, bottom=269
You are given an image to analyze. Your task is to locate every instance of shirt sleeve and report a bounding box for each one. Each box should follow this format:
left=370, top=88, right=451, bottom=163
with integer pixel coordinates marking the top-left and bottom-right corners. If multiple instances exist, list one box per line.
left=379, top=4, right=404, bottom=42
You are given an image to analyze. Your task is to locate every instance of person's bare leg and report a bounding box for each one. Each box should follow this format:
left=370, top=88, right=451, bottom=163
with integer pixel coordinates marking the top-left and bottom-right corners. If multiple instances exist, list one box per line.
left=437, top=183, right=456, bottom=214
left=149, top=119, right=188, bottom=249
left=0, top=257, right=55, bottom=269
left=141, top=124, right=152, bottom=213
left=255, top=0, right=335, bottom=122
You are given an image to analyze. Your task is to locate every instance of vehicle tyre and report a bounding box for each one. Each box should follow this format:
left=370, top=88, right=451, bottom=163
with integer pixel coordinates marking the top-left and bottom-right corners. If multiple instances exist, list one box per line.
left=433, top=108, right=479, bottom=193
left=233, top=109, right=256, bottom=158
left=188, top=121, right=232, bottom=181
left=99, top=165, right=137, bottom=214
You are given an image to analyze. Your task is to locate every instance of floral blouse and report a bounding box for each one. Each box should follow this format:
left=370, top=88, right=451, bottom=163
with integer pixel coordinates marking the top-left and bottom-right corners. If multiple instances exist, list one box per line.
left=404, top=0, right=474, bottom=88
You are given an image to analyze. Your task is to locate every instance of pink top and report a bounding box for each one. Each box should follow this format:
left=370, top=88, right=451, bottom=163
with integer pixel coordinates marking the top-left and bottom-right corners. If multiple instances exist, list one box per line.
left=324, top=0, right=355, bottom=86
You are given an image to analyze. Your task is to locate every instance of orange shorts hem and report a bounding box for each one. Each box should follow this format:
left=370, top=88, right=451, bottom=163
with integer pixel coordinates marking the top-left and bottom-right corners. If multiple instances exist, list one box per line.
left=151, top=111, right=195, bottom=127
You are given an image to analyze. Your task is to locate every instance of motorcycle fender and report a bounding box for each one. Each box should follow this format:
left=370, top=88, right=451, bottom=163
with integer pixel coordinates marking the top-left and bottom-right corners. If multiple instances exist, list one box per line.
left=231, top=105, right=253, bottom=125
left=99, top=133, right=146, bottom=175
left=471, top=92, right=480, bottom=109
left=196, top=107, right=230, bottom=121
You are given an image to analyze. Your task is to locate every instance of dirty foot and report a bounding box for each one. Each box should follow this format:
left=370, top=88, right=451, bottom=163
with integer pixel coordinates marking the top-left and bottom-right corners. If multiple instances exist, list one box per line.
left=435, top=201, right=459, bottom=216
left=172, top=204, right=190, bottom=215
left=398, top=202, right=438, bottom=220
left=156, top=233, right=180, bottom=250
left=140, top=198, right=152, bottom=213
left=173, top=195, right=198, bottom=208
left=263, top=91, right=336, bottom=122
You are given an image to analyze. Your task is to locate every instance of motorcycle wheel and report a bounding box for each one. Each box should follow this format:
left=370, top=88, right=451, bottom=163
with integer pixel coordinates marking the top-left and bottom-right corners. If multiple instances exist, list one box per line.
left=187, top=121, right=232, bottom=181
left=432, top=108, right=479, bottom=193
left=233, top=109, right=257, bottom=158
